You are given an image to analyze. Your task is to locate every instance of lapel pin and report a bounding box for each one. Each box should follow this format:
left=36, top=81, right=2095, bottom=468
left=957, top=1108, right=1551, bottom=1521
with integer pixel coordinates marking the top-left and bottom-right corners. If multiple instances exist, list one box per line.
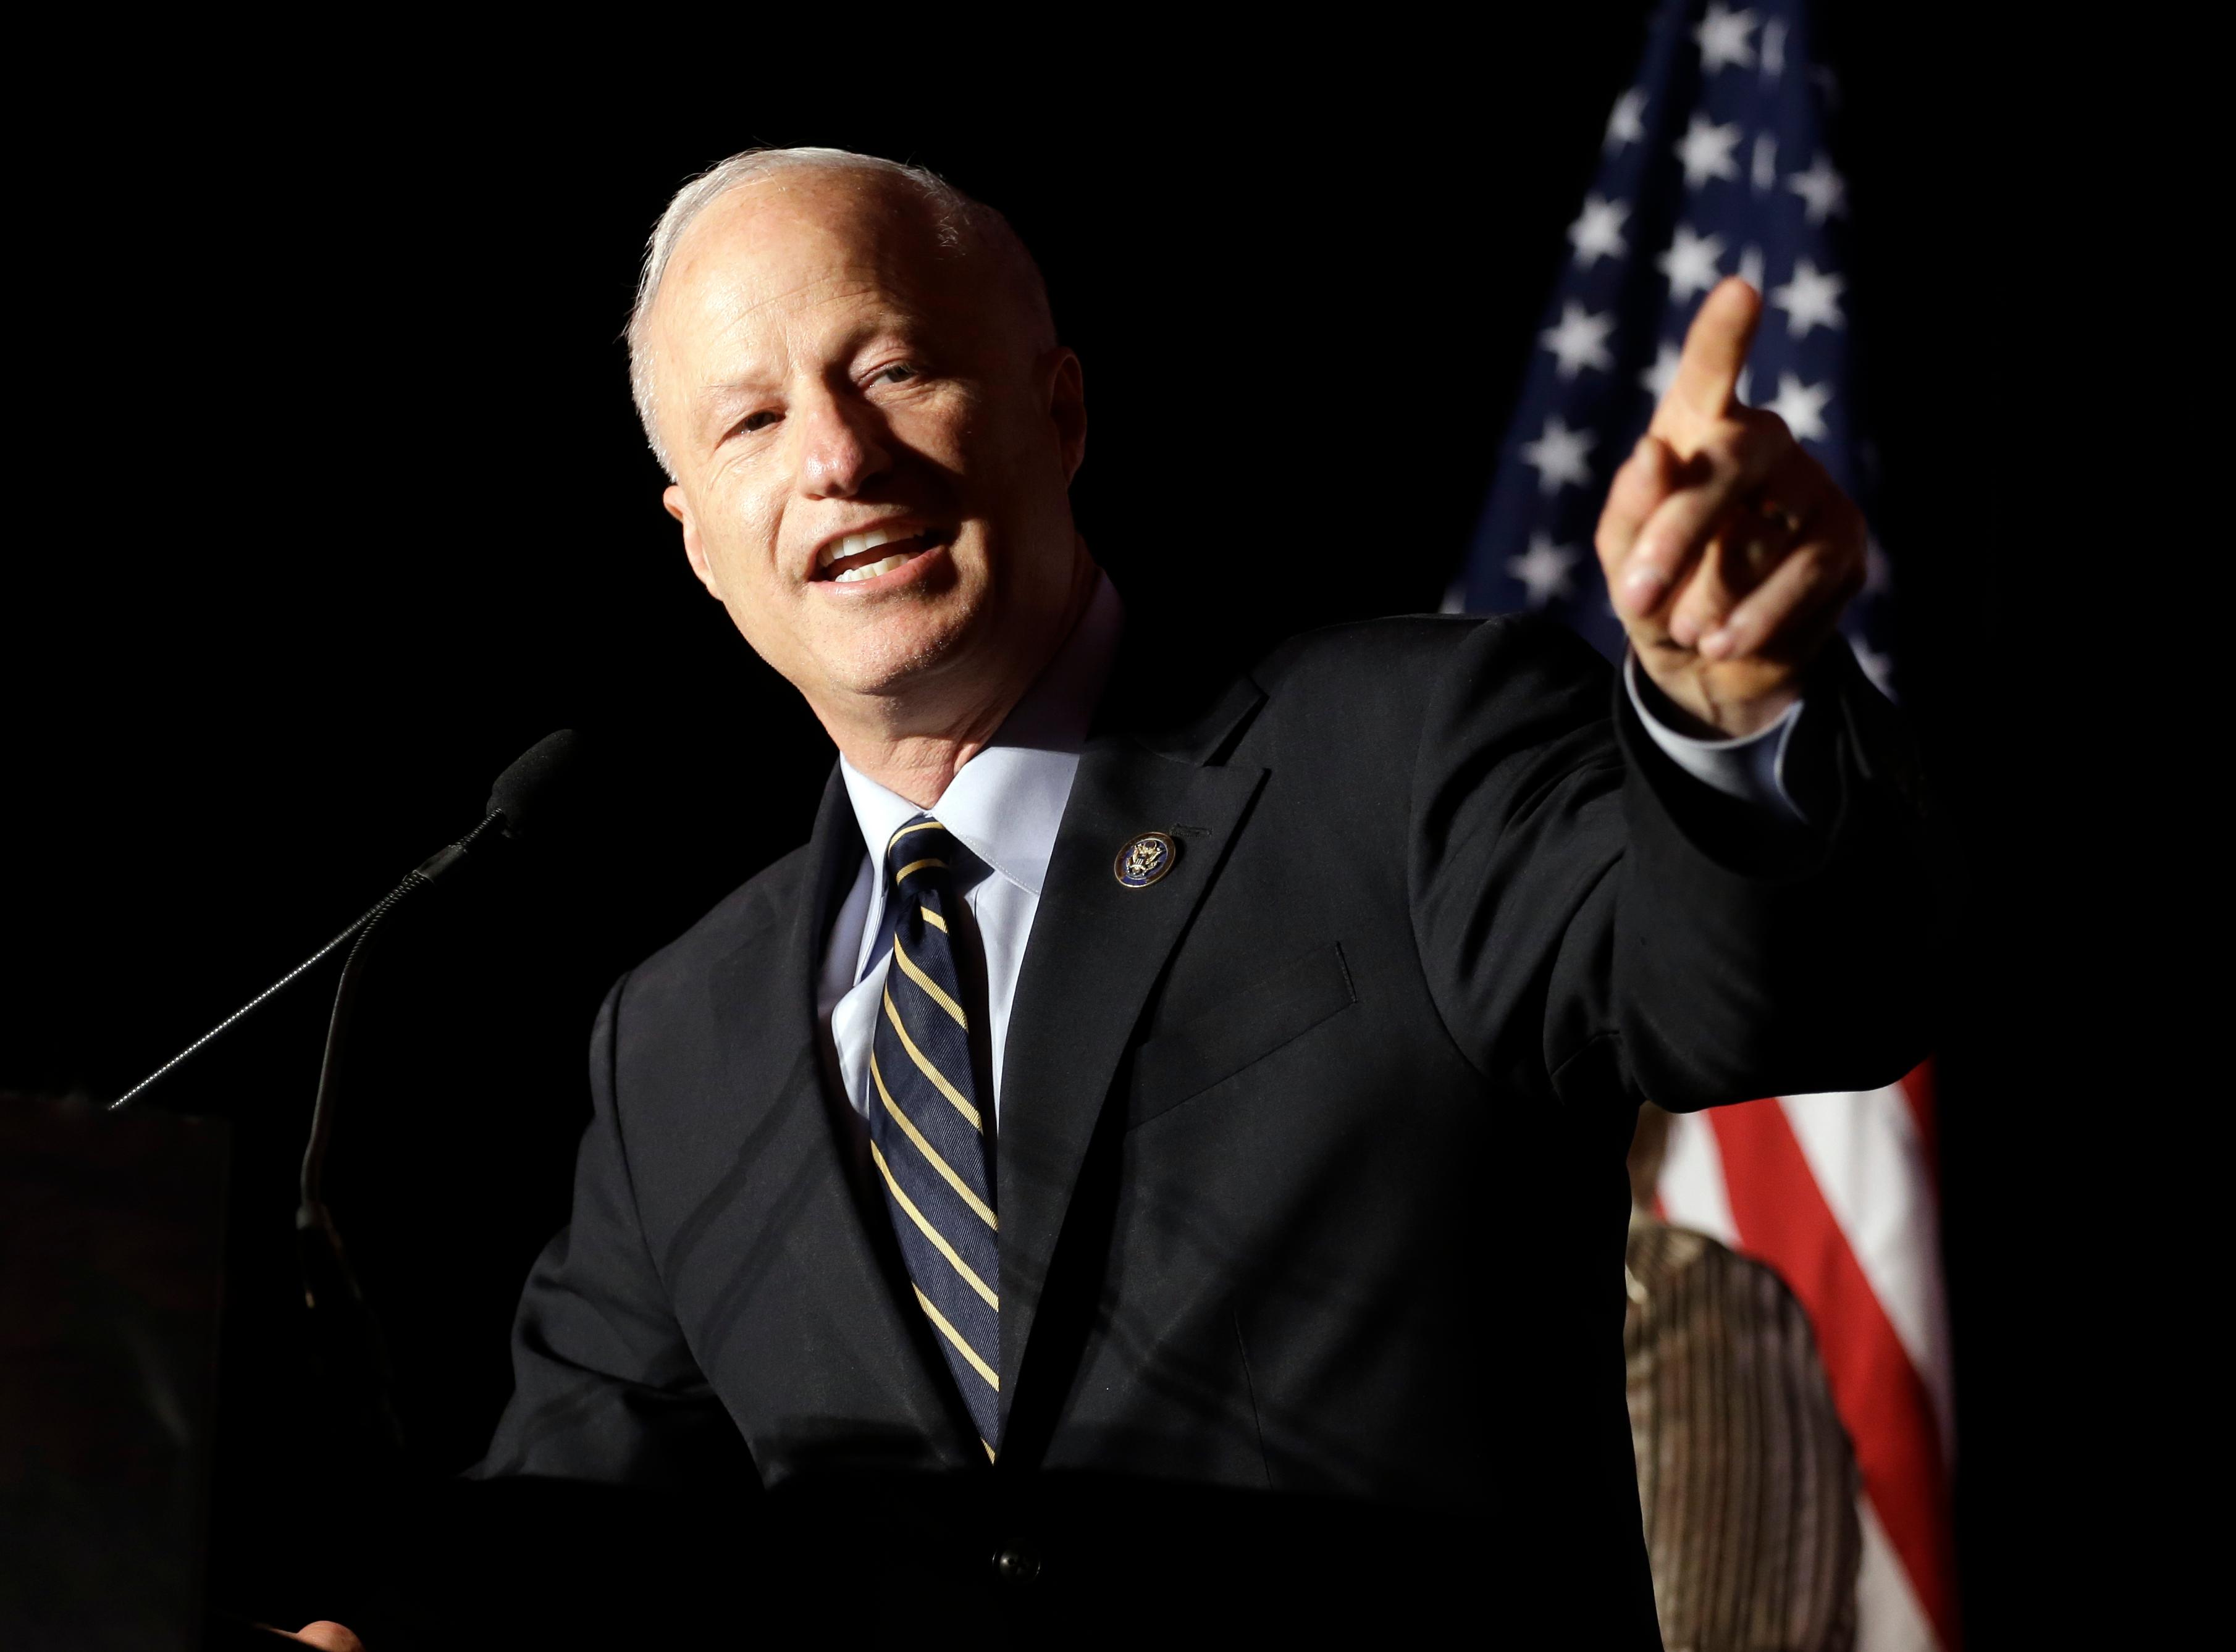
left=1114, top=831, right=1177, bottom=889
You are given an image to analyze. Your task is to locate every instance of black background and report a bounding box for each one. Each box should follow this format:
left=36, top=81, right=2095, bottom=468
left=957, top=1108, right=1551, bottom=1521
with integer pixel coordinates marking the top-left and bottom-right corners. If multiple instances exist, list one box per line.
left=1, top=10, right=2169, bottom=1643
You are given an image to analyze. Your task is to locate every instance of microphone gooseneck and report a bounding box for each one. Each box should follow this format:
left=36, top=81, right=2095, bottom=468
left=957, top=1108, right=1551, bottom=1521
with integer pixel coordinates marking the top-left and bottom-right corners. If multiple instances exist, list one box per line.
left=104, top=731, right=580, bottom=1112
left=293, top=808, right=508, bottom=1231
left=288, top=813, right=505, bottom=1456
left=105, top=897, right=399, bottom=1113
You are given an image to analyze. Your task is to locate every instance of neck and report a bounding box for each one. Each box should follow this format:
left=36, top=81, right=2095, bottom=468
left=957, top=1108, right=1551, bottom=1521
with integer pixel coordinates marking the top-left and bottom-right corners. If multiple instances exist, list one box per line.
left=823, top=546, right=1099, bottom=808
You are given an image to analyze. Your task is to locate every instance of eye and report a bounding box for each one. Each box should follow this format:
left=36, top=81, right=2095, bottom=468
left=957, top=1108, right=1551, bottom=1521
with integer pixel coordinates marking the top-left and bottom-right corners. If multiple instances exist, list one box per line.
left=736, top=410, right=781, bottom=435
left=870, top=363, right=918, bottom=386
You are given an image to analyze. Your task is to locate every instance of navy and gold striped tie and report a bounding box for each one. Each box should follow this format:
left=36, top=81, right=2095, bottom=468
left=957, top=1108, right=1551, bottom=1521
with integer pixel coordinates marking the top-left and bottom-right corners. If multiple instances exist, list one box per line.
left=868, top=815, right=1001, bottom=1457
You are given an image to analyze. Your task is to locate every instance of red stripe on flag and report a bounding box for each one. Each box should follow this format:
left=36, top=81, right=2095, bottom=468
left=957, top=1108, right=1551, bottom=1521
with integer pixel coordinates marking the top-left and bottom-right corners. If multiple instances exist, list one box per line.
left=1707, top=1097, right=1961, bottom=1650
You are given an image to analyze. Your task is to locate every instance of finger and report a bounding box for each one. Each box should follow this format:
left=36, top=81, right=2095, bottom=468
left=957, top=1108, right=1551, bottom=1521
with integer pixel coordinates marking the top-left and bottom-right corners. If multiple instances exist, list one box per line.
left=1662, top=530, right=1751, bottom=652
left=1651, top=277, right=1762, bottom=443
left=290, top=1624, right=368, bottom=1652
left=1663, top=454, right=1831, bottom=645
left=1597, top=435, right=1679, bottom=608
left=1699, top=527, right=1865, bottom=663
left=1626, top=416, right=1789, bottom=633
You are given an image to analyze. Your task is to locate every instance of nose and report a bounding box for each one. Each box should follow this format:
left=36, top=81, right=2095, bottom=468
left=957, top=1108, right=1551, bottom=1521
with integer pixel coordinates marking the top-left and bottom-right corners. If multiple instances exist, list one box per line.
left=797, top=387, right=893, bottom=500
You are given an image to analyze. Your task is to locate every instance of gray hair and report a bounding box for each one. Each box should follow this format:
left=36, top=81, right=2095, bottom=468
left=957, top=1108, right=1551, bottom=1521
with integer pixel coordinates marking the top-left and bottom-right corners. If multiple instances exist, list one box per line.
left=625, top=146, right=1053, bottom=479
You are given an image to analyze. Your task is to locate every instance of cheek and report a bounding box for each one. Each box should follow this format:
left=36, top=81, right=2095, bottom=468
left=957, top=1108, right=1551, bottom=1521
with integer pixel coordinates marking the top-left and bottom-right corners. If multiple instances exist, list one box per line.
left=905, top=384, right=995, bottom=472
left=700, top=477, right=787, bottom=580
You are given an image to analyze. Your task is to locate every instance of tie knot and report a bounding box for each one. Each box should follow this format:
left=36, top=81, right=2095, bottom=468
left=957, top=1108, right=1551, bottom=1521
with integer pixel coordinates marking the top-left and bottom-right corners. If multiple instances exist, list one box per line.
left=883, top=815, right=960, bottom=892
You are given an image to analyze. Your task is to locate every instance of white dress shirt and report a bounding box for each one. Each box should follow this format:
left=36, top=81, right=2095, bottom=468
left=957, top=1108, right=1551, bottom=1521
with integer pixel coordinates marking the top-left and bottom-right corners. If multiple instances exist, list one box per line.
left=817, top=580, right=1810, bottom=1125
left=1621, top=653, right=1810, bottom=825
left=818, top=574, right=1125, bottom=1128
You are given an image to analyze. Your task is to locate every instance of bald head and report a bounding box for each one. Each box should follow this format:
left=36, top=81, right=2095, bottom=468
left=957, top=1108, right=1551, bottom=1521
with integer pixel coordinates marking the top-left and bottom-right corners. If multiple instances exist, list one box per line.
left=628, top=148, right=1053, bottom=478
left=637, top=146, right=1091, bottom=775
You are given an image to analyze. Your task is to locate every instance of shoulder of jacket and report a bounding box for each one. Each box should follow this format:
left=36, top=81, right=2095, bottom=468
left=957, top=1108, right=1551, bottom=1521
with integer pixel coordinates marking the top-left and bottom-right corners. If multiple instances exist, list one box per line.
left=618, top=839, right=819, bottom=1007
left=1245, top=610, right=1601, bottom=703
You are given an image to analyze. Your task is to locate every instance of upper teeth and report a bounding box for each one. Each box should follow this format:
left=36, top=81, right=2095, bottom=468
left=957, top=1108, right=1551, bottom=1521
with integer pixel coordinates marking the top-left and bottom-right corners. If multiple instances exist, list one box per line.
left=820, top=526, right=909, bottom=569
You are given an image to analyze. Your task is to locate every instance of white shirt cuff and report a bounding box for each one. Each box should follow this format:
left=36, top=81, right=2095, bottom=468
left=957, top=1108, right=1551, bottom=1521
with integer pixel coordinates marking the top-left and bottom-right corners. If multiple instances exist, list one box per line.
left=1623, top=652, right=1809, bottom=824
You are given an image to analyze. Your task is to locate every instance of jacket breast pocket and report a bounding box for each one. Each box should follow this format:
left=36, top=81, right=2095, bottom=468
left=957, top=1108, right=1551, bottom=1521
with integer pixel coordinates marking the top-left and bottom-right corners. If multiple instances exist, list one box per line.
left=1127, top=942, right=1356, bottom=1130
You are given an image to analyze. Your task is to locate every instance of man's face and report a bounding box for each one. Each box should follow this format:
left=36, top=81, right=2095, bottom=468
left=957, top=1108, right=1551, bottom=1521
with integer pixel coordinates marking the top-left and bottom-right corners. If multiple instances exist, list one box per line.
left=649, top=175, right=1085, bottom=717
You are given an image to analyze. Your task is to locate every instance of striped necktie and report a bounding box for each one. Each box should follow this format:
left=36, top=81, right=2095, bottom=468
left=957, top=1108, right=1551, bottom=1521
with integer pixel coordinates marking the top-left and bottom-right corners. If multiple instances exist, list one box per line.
left=868, top=815, right=1001, bottom=1457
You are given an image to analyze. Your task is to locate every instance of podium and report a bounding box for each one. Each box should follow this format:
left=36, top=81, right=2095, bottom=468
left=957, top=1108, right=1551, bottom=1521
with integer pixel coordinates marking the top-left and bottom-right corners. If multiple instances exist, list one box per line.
left=0, top=1096, right=229, bottom=1651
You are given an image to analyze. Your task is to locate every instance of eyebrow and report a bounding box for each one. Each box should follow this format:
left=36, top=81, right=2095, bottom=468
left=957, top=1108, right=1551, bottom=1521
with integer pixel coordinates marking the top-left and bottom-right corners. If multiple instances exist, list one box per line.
left=698, top=378, right=776, bottom=405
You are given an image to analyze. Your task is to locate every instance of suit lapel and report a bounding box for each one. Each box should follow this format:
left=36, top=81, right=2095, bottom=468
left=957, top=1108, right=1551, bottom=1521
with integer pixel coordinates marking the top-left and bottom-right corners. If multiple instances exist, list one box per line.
left=697, top=766, right=975, bottom=1464
left=994, top=681, right=1267, bottom=1427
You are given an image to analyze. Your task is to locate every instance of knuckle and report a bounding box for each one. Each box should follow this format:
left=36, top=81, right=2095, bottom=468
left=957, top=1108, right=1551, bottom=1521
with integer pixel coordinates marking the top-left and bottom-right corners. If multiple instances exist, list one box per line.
left=1746, top=406, right=1793, bottom=446
left=1700, top=428, right=1749, bottom=472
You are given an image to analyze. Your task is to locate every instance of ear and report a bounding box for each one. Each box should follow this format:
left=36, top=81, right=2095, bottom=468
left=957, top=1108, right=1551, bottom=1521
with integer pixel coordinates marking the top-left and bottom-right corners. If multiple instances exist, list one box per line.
left=1041, top=347, right=1088, bottom=485
left=666, top=485, right=725, bottom=600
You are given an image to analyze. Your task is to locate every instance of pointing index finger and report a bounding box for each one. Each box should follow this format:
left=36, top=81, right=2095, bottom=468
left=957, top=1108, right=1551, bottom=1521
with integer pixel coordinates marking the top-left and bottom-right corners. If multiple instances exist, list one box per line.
left=1653, top=277, right=1763, bottom=443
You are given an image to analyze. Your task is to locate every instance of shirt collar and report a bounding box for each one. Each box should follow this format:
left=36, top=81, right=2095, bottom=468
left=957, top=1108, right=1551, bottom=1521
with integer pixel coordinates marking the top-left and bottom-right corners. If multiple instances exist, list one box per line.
left=838, top=570, right=1124, bottom=899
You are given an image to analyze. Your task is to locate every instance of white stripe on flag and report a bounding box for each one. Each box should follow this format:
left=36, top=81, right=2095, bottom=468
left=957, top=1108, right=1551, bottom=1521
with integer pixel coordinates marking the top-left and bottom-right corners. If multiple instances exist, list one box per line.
left=1779, top=1088, right=1957, bottom=1456
left=1856, top=1496, right=1940, bottom=1652
left=1655, top=1108, right=1739, bottom=1246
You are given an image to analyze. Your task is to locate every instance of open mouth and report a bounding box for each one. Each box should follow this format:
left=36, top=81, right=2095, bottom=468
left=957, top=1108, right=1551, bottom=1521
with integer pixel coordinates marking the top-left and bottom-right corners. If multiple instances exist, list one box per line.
left=812, top=524, right=951, bottom=585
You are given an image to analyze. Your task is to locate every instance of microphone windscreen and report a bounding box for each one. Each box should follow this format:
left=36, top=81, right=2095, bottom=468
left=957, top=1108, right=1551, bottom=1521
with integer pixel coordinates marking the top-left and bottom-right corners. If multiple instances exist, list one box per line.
left=486, top=729, right=582, bottom=838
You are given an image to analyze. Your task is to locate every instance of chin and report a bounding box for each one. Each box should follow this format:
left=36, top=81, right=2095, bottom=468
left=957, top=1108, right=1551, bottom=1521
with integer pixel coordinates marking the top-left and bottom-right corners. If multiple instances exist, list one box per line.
left=824, top=597, right=988, bottom=698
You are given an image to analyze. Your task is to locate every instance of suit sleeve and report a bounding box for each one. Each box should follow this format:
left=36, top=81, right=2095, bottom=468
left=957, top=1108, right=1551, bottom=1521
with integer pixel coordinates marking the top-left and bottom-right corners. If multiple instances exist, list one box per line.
left=1407, top=614, right=1938, bottom=1113
left=471, top=973, right=755, bottom=1487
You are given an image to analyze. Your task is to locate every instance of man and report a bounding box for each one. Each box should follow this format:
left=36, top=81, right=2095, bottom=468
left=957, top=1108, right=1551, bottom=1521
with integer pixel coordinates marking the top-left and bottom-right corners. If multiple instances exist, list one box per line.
left=296, top=146, right=1928, bottom=1648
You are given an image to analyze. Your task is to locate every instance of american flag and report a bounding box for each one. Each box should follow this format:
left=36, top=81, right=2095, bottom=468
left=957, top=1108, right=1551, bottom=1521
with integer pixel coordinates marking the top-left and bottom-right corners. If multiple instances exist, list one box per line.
left=1450, top=3, right=1958, bottom=1648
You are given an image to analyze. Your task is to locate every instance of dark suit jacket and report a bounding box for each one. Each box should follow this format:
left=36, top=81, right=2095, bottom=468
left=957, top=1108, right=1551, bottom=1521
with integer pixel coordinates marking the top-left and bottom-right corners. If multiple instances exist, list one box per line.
left=472, top=613, right=1931, bottom=1641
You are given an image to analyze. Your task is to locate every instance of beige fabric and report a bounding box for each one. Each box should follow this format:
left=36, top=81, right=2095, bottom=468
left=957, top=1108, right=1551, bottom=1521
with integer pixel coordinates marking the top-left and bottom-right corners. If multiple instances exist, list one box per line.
left=1626, top=1214, right=1861, bottom=1652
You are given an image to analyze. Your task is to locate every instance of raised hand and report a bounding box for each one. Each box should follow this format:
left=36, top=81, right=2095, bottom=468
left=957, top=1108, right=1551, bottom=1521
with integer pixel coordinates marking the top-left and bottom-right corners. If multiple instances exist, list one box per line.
left=1594, top=277, right=1866, bottom=737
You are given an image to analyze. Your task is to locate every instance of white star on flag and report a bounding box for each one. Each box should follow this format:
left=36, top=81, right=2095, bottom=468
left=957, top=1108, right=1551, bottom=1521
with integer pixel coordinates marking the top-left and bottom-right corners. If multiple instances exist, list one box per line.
left=1786, top=153, right=1847, bottom=224
left=1770, top=257, right=1846, bottom=337
left=1658, top=224, right=1726, bottom=301
left=1765, top=372, right=1833, bottom=443
left=1641, top=340, right=1683, bottom=401
left=1694, top=3, right=1759, bottom=73
left=1676, top=114, right=1743, bottom=188
left=1604, top=87, right=1646, bottom=152
left=1540, top=302, right=1616, bottom=379
left=1519, top=414, right=1595, bottom=494
left=1568, top=195, right=1629, bottom=268
left=1505, top=532, right=1581, bottom=607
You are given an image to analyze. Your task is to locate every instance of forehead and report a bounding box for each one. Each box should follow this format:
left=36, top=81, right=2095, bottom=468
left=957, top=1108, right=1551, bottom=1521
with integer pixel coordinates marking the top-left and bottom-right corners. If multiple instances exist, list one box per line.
left=652, top=175, right=960, bottom=367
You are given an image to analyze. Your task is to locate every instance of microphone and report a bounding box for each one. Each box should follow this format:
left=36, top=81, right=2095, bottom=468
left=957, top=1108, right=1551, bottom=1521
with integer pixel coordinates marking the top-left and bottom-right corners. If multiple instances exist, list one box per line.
left=105, top=729, right=584, bottom=1455
left=106, top=730, right=582, bottom=1113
